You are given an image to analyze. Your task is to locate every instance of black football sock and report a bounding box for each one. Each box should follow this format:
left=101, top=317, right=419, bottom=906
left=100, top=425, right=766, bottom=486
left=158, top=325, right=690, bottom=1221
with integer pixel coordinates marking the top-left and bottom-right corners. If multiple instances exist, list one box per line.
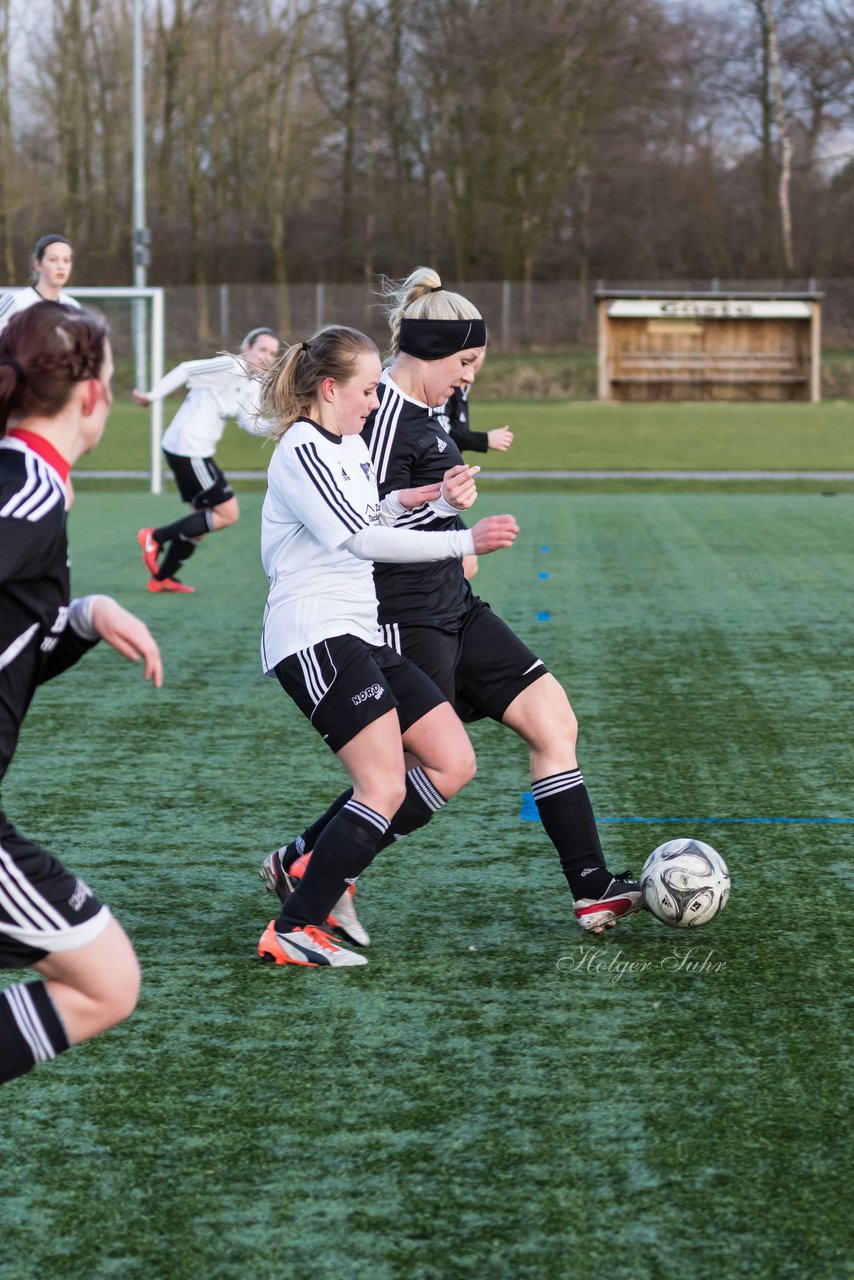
left=276, top=800, right=389, bottom=930
left=280, top=766, right=447, bottom=868
left=532, top=770, right=613, bottom=899
left=153, top=510, right=210, bottom=544
left=279, top=789, right=354, bottom=870
left=0, top=981, right=70, bottom=1084
left=156, top=533, right=200, bottom=581
left=376, top=766, right=447, bottom=850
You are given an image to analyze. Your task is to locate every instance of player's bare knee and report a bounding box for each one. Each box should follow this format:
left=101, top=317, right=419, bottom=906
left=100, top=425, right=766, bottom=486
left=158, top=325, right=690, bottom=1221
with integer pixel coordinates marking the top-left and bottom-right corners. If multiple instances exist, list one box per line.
left=105, top=952, right=141, bottom=1025
left=216, top=498, right=239, bottom=527
left=443, top=741, right=476, bottom=795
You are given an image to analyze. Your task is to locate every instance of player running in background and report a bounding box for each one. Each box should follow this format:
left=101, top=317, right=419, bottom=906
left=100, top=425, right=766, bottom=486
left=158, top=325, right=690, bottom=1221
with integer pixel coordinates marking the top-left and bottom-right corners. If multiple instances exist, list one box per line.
left=0, top=301, right=162, bottom=1085
left=263, top=268, right=641, bottom=937
left=0, top=235, right=79, bottom=335
left=134, top=327, right=280, bottom=593
left=435, top=347, right=514, bottom=580
left=435, top=349, right=513, bottom=457
left=254, top=325, right=517, bottom=967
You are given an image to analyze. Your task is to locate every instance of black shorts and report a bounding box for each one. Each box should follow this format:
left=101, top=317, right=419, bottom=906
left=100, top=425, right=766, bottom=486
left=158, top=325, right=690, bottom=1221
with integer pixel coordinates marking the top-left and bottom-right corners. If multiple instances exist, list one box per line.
left=164, top=451, right=234, bottom=509
left=275, top=634, right=448, bottom=754
left=0, top=814, right=111, bottom=968
left=381, top=597, right=549, bottom=724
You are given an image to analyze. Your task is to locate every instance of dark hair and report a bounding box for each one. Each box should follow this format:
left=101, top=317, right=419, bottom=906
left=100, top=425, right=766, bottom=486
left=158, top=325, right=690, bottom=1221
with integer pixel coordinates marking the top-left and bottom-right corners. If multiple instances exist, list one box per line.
left=242, top=326, right=277, bottom=348
left=0, top=302, right=109, bottom=437
left=33, top=234, right=72, bottom=263
left=258, top=325, right=378, bottom=441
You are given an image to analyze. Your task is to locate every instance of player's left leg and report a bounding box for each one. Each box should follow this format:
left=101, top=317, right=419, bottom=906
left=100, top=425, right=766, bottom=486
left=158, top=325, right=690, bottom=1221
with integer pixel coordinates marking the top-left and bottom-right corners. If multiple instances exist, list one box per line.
left=0, top=918, right=139, bottom=1085
left=500, top=674, right=642, bottom=932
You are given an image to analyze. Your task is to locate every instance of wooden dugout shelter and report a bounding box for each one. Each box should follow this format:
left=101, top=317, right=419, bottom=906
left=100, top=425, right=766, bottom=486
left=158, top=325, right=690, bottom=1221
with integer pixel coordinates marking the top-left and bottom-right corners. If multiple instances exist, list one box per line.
left=596, top=289, right=823, bottom=403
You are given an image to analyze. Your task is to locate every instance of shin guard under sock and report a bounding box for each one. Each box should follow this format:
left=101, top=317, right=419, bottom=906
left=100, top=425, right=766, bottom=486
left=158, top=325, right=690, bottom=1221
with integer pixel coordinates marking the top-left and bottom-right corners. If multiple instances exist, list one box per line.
left=532, top=770, right=612, bottom=898
left=276, top=800, right=389, bottom=929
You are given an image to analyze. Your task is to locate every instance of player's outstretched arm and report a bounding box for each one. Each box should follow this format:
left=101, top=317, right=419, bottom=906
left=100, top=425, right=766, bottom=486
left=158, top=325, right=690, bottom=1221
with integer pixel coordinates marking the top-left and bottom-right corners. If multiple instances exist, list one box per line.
left=470, top=515, right=519, bottom=554
left=89, top=596, right=163, bottom=687
left=131, top=390, right=150, bottom=407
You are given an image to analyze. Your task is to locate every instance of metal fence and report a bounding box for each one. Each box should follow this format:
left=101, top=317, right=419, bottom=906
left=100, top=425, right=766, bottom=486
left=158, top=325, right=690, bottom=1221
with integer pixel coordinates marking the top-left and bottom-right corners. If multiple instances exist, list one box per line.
left=150, top=278, right=854, bottom=359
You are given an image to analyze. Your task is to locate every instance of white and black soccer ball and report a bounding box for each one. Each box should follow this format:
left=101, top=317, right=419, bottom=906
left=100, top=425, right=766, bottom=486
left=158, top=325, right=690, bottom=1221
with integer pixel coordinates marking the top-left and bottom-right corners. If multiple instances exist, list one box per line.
left=640, top=838, right=730, bottom=928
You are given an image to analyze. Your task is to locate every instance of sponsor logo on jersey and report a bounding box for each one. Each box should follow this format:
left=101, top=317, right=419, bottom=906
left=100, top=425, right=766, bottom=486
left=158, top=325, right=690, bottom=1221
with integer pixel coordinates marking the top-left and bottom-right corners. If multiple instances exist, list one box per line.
left=40, top=605, right=69, bottom=652
left=366, top=501, right=381, bottom=525
left=435, top=436, right=448, bottom=452
left=69, top=878, right=93, bottom=912
left=351, top=683, right=384, bottom=706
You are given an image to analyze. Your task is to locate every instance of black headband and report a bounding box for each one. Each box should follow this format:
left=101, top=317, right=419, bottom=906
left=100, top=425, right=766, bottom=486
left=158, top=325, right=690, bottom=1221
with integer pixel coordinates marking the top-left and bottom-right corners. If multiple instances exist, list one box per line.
left=0, top=358, right=24, bottom=381
left=398, top=318, right=487, bottom=360
left=34, top=234, right=71, bottom=260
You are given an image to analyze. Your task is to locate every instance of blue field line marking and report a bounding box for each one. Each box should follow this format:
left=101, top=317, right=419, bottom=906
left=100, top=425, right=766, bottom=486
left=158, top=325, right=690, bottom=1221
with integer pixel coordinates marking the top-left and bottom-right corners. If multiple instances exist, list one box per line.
left=518, top=793, right=852, bottom=824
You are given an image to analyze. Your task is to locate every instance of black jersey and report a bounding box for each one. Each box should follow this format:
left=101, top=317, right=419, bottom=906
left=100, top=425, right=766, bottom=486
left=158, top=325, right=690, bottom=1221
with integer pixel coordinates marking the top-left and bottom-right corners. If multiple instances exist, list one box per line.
left=0, top=435, right=95, bottom=783
left=435, top=386, right=489, bottom=454
left=364, top=372, right=474, bottom=629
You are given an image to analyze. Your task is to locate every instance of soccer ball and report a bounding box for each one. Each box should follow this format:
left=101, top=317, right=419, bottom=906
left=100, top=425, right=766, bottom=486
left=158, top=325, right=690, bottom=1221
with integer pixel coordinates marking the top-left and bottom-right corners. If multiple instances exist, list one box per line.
left=640, top=838, right=730, bottom=928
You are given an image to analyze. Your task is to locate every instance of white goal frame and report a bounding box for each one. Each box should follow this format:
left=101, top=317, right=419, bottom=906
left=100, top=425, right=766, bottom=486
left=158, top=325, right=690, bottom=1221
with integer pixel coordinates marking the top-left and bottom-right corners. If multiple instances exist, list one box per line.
left=72, top=286, right=166, bottom=493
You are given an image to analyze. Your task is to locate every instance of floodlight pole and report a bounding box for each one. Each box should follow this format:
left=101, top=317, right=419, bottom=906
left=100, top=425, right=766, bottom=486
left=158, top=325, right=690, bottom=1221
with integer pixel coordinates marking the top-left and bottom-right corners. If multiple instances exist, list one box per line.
left=132, top=0, right=150, bottom=390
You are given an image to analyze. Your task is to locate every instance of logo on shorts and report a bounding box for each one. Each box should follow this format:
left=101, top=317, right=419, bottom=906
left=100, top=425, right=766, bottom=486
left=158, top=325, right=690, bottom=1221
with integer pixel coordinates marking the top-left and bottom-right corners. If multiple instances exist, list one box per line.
left=352, top=683, right=384, bottom=706
left=69, top=879, right=93, bottom=912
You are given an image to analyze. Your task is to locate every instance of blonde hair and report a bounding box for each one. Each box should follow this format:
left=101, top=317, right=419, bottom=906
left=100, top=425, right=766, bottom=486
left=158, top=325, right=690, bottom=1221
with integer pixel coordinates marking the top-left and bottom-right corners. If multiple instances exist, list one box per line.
left=258, top=325, right=378, bottom=442
left=380, top=267, right=482, bottom=356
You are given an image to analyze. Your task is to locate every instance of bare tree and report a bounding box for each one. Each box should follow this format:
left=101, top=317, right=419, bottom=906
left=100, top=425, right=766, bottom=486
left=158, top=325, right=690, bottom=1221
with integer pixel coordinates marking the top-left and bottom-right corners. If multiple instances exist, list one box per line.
left=760, top=0, right=794, bottom=271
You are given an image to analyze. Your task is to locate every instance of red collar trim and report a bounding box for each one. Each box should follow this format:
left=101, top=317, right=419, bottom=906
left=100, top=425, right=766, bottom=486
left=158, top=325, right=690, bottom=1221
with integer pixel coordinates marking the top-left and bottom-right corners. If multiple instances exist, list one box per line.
left=7, top=428, right=71, bottom=484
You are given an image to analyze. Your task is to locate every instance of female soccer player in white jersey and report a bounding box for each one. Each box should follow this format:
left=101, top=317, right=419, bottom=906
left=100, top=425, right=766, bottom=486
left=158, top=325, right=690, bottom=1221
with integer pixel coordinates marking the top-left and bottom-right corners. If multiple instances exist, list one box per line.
left=133, top=327, right=280, bottom=593
left=265, top=270, right=642, bottom=936
left=0, top=235, right=79, bottom=336
left=254, top=324, right=518, bottom=968
left=0, top=301, right=162, bottom=1085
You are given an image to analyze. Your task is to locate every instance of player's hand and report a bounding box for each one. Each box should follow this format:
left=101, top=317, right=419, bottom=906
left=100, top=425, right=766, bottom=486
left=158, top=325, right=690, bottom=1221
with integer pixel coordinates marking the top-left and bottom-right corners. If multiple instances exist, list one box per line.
left=397, top=483, right=442, bottom=509
left=441, top=464, right=481, bottom=511
left=90, top=597, right=163, bottom=688
left=470, top=514, right=519, bottom=554
left=487, top=427, right=514, bottom=451
left=131, top=390, right=151, bottom=408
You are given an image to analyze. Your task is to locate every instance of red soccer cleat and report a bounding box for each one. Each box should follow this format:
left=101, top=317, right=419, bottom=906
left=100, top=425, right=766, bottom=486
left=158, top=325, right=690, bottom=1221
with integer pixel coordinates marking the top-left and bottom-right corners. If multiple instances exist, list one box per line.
left=137, top=528, right=161, bottom=576
left=148, top=576, right=195, bottom=594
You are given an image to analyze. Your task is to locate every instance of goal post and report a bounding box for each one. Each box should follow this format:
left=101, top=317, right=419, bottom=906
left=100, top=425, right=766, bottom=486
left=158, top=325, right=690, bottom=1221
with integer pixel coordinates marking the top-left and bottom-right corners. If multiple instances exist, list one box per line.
left=72, top=286, right=166, bottom=493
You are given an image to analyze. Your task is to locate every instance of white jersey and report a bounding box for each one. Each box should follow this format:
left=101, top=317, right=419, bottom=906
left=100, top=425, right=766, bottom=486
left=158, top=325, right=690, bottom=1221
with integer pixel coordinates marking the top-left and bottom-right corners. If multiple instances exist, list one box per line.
left=0, top=287, right=80, bottom=335
left=145, top=353, right=269, bottom=457
left=260, top=419, right=383, bottom=670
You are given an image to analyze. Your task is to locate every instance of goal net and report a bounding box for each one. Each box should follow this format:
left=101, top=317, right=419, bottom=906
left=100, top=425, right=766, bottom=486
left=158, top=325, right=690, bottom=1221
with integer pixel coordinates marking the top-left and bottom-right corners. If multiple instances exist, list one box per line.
left=67, top=286, right=166, bottom=493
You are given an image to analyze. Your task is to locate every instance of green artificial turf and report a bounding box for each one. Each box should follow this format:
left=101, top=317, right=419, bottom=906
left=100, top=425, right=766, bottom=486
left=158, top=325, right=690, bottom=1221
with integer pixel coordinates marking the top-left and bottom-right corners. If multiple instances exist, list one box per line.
left=0, top=492, right=850, bottom=1279
left=79, top=396, right=854, bottom=478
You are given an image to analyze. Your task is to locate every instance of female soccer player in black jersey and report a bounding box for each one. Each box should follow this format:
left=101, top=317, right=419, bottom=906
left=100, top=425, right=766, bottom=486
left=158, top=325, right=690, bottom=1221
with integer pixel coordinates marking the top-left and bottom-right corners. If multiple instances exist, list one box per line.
left=263, top=269, right=641, bottom=936
left=0, top=302, right=162, bottom=1084
left=255, top=326, right=517, bottom=967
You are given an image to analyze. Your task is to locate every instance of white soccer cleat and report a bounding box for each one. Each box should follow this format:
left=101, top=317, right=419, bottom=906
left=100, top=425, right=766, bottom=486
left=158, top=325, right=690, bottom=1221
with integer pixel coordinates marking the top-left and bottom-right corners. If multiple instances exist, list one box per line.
left=328, top=884, right=371, bottom=947
left=257, top=920, right=367, bottom=968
